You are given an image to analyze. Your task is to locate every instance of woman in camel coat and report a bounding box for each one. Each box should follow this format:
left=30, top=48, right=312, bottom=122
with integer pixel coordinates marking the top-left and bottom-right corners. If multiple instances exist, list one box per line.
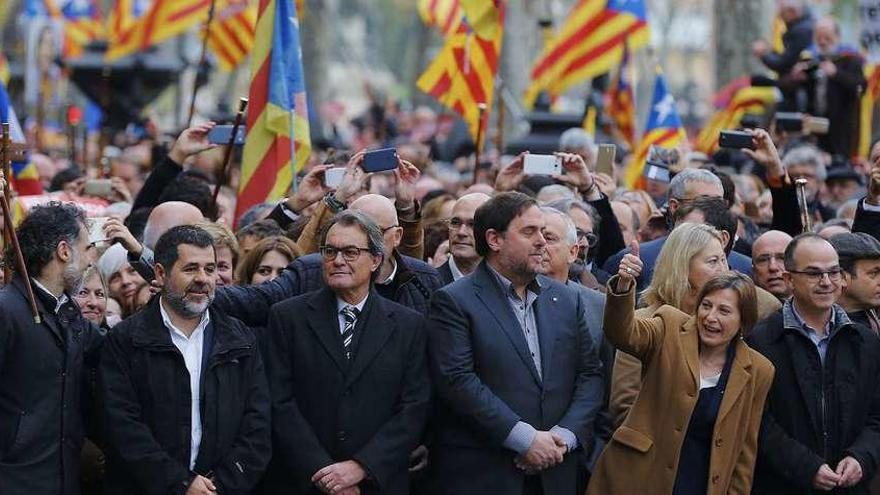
left=587, top=249, right=775, bottom=495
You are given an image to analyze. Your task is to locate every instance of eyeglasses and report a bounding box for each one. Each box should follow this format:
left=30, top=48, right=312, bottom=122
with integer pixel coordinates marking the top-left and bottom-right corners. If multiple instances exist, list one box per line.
left=380, top=225, right=399, bottom=234
left=753, top=253, right=785, bottom=266
left=576, top=229, right=599, bottom=248
left=447, top=218, right=475, bottom=230
left=788, top=268, right=843, bottom=283
left=319, top=245, right=372, bottom=262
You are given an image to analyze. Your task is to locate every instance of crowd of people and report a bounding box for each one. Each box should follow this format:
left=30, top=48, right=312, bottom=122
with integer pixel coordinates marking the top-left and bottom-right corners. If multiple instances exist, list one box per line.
left=3, top=1, right=880, bottom=493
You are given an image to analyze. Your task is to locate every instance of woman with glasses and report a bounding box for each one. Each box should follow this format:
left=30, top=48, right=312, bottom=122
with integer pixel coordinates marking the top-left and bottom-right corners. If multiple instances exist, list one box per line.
left=588, top=248, right=774, bottom=495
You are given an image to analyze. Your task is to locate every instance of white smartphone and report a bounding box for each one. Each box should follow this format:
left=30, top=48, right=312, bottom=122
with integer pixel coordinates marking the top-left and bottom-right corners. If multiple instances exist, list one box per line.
left=523, top=154, right=561, bottom=176
left=324, top=167, right=346, bottom=188
left=88, top=217, right=109, bottom=245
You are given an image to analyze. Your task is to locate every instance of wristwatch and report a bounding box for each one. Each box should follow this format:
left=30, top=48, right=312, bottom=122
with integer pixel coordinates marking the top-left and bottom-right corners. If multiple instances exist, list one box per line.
left=324, top=194, right=347, bottom=213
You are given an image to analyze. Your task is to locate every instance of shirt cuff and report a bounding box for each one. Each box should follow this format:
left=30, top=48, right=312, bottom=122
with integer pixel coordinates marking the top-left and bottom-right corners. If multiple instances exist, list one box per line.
left=862, top=198, right=880, bottom=213
left=279, top=201, right=301, bottom=221
left=503, top=421, right=537, bottom=455
left=550, top=425, right=578, bottom=453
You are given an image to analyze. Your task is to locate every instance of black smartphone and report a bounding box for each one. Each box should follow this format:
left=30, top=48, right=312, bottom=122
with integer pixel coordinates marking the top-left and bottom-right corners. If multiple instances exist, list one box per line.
left=207, top=125, right=247, bottom=145
left=362, top=148, right=399, bottom=173
left=718, top=130, right=756, bottom=150
left=775, top=112, right=803, bottom=133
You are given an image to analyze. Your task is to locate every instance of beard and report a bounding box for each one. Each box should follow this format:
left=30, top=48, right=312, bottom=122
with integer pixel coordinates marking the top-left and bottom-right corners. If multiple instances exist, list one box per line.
left=62, top=253, right=85, bottom=294
left=163, top=281, right=214, bottom=319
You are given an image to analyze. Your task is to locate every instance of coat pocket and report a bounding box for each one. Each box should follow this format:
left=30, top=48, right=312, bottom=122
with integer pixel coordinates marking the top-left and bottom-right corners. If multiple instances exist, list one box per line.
left=611, top=425, right=653, bottom=453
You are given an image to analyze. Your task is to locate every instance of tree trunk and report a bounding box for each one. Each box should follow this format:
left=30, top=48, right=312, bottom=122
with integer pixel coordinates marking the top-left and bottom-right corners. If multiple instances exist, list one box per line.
left=499, top=0, right=541, bottom=147
left=712, top=0, right=771, bottom=90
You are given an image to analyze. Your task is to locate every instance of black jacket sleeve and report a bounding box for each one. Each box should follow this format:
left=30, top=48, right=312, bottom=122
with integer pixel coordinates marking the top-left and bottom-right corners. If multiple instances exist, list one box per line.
left=852, top=199, right=880, bottom=240
left=761, top=19, right=814, bottom=74
left=131, top=156, right=183, bottom=212
left=770, top=182, right=803, bottom=236
left=212, top=261, right=304, bottom=327
left=588, top=193, right=626, bottom=267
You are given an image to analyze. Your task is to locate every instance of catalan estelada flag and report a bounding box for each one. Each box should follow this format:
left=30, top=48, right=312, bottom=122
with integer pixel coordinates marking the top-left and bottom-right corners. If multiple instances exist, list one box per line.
left=695, top=77, right=779, bottom=154
left=106, top=0, right=149, bottom=47
left=0, top=80, right=42, bottom=196
left=418, top=0, right=464, bottom=37
left=207, top=0, right=257, bottom=71
left=0, top=54, right=9, bottom=86
left=524, top=0, right=649, bottom=108
left=416, top=1, right=504, bottom=145
left=625, top=71, right=685, bottom=189
left=859, top=64, right=880, bottom=158
left=235, top=0, right=311, bottom=223
left=59, top=0, right=104, bottom=58
left=605, top=45, right=636, bottom=149
left=106, top=0, right=211, bottom=61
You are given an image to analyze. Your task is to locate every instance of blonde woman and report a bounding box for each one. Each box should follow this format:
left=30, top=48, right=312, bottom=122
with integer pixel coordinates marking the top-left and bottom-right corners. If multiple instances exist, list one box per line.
left=587, top=250, right=774, bottom=494
left=610, top=224, right=781, bottom=427
left=195, top=220, right=239, bottom=286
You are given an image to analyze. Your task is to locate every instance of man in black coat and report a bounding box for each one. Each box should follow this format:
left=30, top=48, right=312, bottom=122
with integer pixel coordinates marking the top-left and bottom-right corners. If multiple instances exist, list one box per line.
left=437, top=192, right=491, bottom=286
left=749, top=234, right=880, bottom=494
left=752, top=0, right=815, bottom=111
left=426, top=192, right=604, bottom=495
left=0, top=201, right=99, bottom=495
left=263, top=211, right=429, bottom=495
left=99, top=225, right=271, bottom=495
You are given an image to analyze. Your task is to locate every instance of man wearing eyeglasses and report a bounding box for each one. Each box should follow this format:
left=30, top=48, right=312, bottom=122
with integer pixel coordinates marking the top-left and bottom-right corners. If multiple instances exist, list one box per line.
left=752, top=230, right=794, bottom=301
left=437, top=193, right=491, bottom=286
left=749, top=233, right=880, bottom=494
left=828, top=232, right=880, bottom=334
left=263, top=210, right=429, bottom=495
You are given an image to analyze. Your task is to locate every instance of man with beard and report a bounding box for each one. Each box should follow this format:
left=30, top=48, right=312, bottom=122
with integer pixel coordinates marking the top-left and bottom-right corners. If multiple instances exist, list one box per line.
left=99, top=225, right=270, bottom=494
left=437, top=193, right=490, bottom=285
left=426, top=192, right=604, bottom=494
left=752, top=230, right=793, bottom=301
left=0, top=201, right=99, bottom=494
left=828, top=232, right=880, bottom=333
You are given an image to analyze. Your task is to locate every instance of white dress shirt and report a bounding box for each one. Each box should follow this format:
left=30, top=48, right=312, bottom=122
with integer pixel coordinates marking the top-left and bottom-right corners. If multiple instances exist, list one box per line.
left=336, top=294, right=369, bottom=334
left=159, top=298, right=211, bottom=470
left=32, top=278, right=69, bottom=313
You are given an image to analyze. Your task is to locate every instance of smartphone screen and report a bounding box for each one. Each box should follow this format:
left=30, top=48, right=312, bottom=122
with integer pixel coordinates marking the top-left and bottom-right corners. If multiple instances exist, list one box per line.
left=207, top=125, right=247, bottom=145
left=595, top=144, right=616, bottom=176
left=362, top=148, right=399, bottom=173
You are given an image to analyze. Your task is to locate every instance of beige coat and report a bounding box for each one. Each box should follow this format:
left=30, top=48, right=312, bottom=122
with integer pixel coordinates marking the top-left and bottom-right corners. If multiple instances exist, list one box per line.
left=587, top=278, right=775, bottom=495
left=610, top=286, right=781, bottom=428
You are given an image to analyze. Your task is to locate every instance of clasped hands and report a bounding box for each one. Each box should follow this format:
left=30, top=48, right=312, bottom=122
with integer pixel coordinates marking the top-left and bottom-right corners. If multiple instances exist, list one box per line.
left=514, top=431, right=568, bottom=474
left=312, top=460, right=366, bottom=495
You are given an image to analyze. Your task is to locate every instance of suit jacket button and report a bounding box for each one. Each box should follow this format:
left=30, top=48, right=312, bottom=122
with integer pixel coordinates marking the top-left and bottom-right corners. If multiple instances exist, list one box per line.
left=337, top=430, right=347, bottom=441
left=343, top=388, right=351, bottom=397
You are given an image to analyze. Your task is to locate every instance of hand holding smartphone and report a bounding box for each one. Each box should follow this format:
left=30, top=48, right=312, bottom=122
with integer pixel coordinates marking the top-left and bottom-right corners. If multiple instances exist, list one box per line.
left=595, top=144, right=616, bottom=176
left=523, top=154, right=562, bottom=176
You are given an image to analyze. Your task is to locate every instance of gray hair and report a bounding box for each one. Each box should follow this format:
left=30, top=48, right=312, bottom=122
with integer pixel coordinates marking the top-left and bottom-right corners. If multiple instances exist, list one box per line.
left=540, top=206, right=578, bottom=245
left=97, top=244, right=129, bottom=281
left=320, top=210, right=385, bottom=258
left=546, top=198, right=601, bottom=237
left=537, top=184, right=576, bottom=204
left=668, top=168, right=723, bottom=200
left=559, top=128, right=596, bottom=153
left=782, top=145, right=827, bottom=181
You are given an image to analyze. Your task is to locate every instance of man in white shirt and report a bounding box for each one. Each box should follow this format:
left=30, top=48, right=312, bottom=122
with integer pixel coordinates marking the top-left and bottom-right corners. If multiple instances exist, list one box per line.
left=99, top=225, right=270, bottom=495
left=437, top=193, right=491, bottom=286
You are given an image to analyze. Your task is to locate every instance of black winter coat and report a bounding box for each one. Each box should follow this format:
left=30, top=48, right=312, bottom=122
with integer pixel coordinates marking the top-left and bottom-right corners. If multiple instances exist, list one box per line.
left=99, top=298, right=271, bottom=495
left=0, top=276, right=103, bottom=495
left=748, top=309, right=880, bottom=494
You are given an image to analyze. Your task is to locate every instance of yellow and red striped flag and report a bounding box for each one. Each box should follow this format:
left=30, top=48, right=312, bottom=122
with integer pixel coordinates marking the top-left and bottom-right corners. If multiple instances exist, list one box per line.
left=0, top=54, right=9, bottom=86
left=236, top=0, right=311, bottom=223
left=416, top=1, right=504, bottom=145
left=625, top=71, right=685, bottom=189
left=106, top=0, right=212, bottom=61
left=771, top=14, right=786, bottom=53
left=859, top=64, right=880, bottom=158
left=206, top=0, right=257, bottom=71
left=418, top=0, right=464, bottom=37
left=694, top=77, right=779, bottom=154
left=524, top=0, right=649, bottom=108
left=604, top=45, right=636, bottom=149
left=106, top=0, right=149, bottom=46
left=40, top=0, right=105, bottom=58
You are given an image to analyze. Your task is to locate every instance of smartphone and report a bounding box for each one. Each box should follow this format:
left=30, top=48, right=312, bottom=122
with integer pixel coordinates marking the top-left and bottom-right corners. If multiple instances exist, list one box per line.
left=595, top=144, right=616, bottom=176
left=362, top=148, right=399, bottom=173
left=775, top=112, right=804, bottom=133
left=718, top=130, right=756, bottom=150
left=207, top=125, right=247, bottom=145
left=88, top=217, right=109, bottom=245
left=523, top=154, right=561, bottom=175
left=805, top=116, right=830, bottom=135
left=83, top=179, right=114, bottom=198
left=324, top=167, right=346, bottom=188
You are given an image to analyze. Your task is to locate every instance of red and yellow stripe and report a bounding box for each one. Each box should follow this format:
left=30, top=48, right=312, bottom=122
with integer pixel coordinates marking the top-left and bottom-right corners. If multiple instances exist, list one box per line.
left=625, top=127, right=685, bottom=189
left=106, top=0, right=212, bottom=61
left=207, top=0, right=256, bottom=71
left=418, top=0, right=464, bottom=37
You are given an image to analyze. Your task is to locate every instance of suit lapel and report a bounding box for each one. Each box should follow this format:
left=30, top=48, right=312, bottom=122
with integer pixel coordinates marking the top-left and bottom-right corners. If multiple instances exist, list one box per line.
left=306, top=288, right=349, bottom=374
left=346, top=292, right=396, bottom=386
left=785, top=332, right=825, bottom=436
left=717, top=340, right=752, bottom=424
left=13, top=278, right=64, bottom=346
left=679, top=319, right=700, bottom=391
left=534, top=282, right=558, bottom=383
left=473, top=263, right=542, bottom=385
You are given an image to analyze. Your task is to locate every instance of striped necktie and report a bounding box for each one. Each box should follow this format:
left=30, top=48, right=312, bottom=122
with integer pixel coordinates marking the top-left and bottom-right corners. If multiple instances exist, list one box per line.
left=341, top=306, right=360, bottom=360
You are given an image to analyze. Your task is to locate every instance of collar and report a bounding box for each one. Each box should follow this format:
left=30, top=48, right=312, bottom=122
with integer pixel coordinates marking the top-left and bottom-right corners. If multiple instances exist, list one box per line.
left=376, top=257, right=398, bottom=286
left=487, top=263, right=542, bottom=299
left=783, top=298, right=851, bottom=335
left=337, top=293, right=369, bottom=314
left=448, top=256, right=465, bottom=280
left=159, top=297, right=211, bottom=340
left=32, top=278, right=69, bottom=314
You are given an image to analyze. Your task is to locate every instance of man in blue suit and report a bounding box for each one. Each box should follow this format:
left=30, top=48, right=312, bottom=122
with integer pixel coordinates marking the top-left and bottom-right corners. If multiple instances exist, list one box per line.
left=426, top=192, right=604, bottom=495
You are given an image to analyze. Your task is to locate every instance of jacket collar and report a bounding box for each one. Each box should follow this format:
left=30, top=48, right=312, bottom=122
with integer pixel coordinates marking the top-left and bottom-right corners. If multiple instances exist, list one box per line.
left=130, top=298, right=252, bottom=355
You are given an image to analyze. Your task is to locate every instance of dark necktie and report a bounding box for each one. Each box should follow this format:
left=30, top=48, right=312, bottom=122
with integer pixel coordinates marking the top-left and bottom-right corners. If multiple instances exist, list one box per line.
left=341, top=306, right=360, bottom=360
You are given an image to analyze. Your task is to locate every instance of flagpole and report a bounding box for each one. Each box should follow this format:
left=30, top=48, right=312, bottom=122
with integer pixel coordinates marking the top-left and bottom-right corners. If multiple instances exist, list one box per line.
left=212, top=97, right=248, bottom=210
left=494, top=79, right=505, bottom=155
left=187, top=0, right=217, bottom=127
left=472, top=103, right=487, bottom=185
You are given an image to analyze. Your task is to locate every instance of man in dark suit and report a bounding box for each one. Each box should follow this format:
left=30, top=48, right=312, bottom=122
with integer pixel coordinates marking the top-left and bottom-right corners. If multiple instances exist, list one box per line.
left=426, top=192, right=604, bottom=495
left=437, top=192, right=491, bottom=286
left=265, top=210, right=429, bottom=495
left=0, top=202, right=100, bottom=495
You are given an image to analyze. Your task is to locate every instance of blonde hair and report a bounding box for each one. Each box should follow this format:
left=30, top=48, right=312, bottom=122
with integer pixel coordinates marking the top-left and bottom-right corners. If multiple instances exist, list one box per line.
left=642, top=223, right=724, bottom=309
left=195, top=221, right=240, bottom=265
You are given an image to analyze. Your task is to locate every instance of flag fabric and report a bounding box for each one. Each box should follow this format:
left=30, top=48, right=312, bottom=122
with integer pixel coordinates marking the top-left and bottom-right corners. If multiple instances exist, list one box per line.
left=625, top=72, right=685, bottom=189
left=206, top=0, right=257, bottom=71
left=0, top=81, right=42, bottom=195
left=418, top=0, right=464, bottom=37
left=0, top=54, right=9, bottom=86
left=604, top=45, right=636, bottom=149
left=59, top=0, right=104, bottom=58
left=106, top=0, right=211, bottom=61
left=236, top=0, right=311, bottom=223
left=771, top=15, right=786, bottom=54
left=106, top=0, right=150, bottom=46
left=694, top=77, right=780, bottom=154
left=859, top=64, right=880, bottom=158
left=524, top=0, right=649, bottom=108
left=416, top=1, right=504, bottom=144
